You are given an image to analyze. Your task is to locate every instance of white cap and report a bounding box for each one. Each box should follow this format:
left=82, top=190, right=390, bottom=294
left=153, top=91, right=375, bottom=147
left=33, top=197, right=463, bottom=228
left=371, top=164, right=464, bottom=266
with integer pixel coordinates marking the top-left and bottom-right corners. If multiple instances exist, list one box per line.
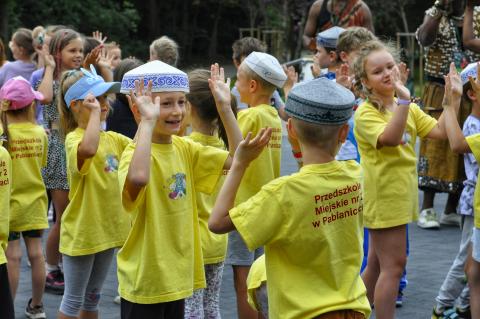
left=121, top=60, right=189, bottom=94
left=244, top=52, right=287, bottom=88
left=461, top=62, right=478, bottom=86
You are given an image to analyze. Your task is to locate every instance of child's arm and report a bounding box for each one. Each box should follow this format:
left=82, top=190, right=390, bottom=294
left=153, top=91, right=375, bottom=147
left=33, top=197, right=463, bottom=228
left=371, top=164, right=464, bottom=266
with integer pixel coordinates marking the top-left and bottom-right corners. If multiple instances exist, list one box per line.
left=36, top=45, right=56, bottom=104
left=282, top=65, right=298, bottom=100
left=443, top=65, right=471, bottom=154
left=124, top=80, right=160, bottom=200
left=463, top=1, right=480, bottom=52
left=426, top=63, right=462, bottom=140
left=76, top=93, right=101, bottom=170
left=377, top=66, right=411, bottom=147
left=209, top=128, right=272, bottom=234
left=208, top=63, right=243, bottom=162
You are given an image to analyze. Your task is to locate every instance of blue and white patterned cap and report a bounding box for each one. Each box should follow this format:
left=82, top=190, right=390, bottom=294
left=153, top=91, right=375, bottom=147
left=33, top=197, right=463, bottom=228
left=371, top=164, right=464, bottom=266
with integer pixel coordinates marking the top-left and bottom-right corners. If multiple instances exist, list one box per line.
left=120, top=60, right=189, bottom=94
left=285, top=77, right=355, bottom=125
left=461, top=62, right=478, bottom=86
left=244, top=52, right=287, bottom=88
left=316, top=26, right=345, bottom=49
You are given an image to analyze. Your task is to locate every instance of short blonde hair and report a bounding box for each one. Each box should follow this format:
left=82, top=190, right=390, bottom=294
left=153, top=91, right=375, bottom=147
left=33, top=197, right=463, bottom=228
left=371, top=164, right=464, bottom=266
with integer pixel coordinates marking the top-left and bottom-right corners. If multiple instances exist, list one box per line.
left=150, top=36, right=179, bottom=66
left=337, top=27, right=377, bottom=55
left=241, top=63, right=276, bottom=95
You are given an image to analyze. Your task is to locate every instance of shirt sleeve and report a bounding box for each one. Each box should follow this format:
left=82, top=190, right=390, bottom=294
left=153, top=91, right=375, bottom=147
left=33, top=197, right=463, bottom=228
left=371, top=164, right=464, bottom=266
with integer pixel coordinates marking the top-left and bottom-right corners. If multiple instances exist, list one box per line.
left=189, top=139, right=229, bottom=195
left=411, top=103, right=438, bottom=138
left=117, top=143, right=146, bottom=213
left=65, top=131, right=93, bottom=176
left=230, top=178, right=286, bottom=250
left=353, top=103, right=387, bottom=149
left=466, top=133, right=480, bottom=163
left=238, top=109, right=258, bottom=138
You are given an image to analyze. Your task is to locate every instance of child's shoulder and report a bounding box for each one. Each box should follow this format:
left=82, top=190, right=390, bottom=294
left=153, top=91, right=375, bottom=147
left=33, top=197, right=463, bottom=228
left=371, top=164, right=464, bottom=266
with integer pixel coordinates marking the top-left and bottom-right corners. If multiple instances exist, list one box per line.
left=463, top=114, right=480, bottom=134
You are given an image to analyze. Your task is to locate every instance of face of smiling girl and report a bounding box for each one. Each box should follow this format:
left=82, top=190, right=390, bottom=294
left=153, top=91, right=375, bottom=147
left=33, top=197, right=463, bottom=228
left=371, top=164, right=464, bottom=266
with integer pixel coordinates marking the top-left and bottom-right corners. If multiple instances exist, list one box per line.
left=61, top=37, right=84, bottom=71
left=362, top=49, right=397, bottom=95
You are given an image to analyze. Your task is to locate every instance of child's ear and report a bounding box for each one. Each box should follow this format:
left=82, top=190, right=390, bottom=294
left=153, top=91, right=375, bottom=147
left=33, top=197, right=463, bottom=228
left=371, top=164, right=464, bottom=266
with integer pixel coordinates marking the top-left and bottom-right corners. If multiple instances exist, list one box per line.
left=329, top=51, right=338, bottom=63
left=467, top=88, right=477, bottom=101
left=249, top=79, right=258, bottom=93
left=338, top=123, right=349, bottom=143
left=339, top=51, right=348, bottom=63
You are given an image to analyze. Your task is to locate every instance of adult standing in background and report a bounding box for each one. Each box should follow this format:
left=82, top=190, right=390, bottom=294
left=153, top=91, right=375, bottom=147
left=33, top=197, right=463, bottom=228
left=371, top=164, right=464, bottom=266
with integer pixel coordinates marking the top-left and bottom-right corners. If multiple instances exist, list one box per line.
left=416, top=0, right=480, bottom=229
left=303, top=0, right=374, bottom=51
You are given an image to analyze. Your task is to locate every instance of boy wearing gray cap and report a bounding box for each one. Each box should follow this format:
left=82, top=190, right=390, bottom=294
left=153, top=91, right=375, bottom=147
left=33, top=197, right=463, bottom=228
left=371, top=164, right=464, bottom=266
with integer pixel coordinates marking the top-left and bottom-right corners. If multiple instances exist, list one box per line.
left=314, top=26, right=344, bottom=80
left=209, top=78, right=371, bottom=319
left=228, top=51, right=287, bottom=319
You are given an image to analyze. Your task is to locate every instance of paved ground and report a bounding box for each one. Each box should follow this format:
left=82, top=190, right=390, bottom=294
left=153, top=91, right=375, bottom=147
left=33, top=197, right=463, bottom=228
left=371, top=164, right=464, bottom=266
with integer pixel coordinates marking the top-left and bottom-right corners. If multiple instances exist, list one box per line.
left=14, top=135, right=464, bottom=319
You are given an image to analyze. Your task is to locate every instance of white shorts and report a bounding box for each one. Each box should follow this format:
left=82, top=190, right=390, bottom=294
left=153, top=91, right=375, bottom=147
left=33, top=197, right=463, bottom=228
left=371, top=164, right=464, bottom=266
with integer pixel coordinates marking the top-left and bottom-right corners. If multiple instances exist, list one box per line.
left=473, top=227, right=480, bottom=263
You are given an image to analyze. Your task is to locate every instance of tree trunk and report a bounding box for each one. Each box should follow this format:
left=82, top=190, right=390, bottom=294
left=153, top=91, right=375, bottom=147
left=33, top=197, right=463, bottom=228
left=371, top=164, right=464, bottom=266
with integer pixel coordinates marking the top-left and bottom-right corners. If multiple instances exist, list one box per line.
left=208, top=3, right=222, bottom=59
left=0, top=0, right=9, bottom=41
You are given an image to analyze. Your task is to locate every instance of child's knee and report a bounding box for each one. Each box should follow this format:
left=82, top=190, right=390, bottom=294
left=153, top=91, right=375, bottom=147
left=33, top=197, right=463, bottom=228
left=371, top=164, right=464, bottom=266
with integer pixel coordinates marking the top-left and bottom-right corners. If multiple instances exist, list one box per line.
left=467, top=261, right=480, bottom=283
left=6, top=244, right=21, bottom=263
left=60, top=293, right=84, bottom=317
left=82, top=288, right=101, bottom=312
left=27, top=247, right=44, bottom=263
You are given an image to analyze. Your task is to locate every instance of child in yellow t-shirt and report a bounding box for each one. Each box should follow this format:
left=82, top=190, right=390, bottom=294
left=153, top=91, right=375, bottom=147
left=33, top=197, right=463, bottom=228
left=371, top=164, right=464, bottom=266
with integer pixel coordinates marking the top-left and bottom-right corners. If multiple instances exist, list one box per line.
left=56, top=65, right=131, bottom=318
left=353, top=40, right=453, bottom=318
left=228, top=51, right=286, bottom=319
left=183, top=67, right=238, bottom=318
left=246, top=254, right=268, bottom=319
left=0, top=140, right=14, bottom=319
left=116, top=60, right=247, bottom=319
left=209, top=77, right=370, bottom=319
left=442, top=62, right=480, bottom=318
left=0, top=76, right=48, bottom=317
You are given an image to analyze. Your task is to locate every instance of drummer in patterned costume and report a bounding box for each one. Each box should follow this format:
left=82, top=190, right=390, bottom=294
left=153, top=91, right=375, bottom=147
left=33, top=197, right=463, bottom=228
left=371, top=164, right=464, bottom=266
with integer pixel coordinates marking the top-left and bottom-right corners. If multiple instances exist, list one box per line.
left=416, top=0, right=480, bottom=229
left=303, top=0, right=374, bottom=51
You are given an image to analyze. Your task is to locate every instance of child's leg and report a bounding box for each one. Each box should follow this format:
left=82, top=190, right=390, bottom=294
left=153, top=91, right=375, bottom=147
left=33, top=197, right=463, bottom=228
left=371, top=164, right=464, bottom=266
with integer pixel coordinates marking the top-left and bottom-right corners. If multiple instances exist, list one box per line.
left=233, top=265, right=258, bottom=319
left=79, top=249, right=115, bottom=319
left=361, top=230, right=379, bottom=304
left=466, top=228, right=480, bottom=318
left=0, top=263, right=15, bottom=319
left=45, top=190, right=68, bottom=270
left=5, top=233, right=22, bottom=299
left=184, top=289, right=204, bottom=318
left=368, top=225, right=407, bottom=319
left=59, top=254, right=95, bottom=318
left=121, top=298, right=185, bottom=319
left=203, top=262, right=225, bottom=319
left=24, top=232, right=46, bottom=306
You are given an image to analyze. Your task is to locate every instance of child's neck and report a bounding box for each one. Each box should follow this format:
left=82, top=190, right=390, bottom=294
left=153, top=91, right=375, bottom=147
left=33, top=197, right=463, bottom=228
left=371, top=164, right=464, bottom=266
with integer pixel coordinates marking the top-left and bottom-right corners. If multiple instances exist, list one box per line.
left=372, top=90, right=395, bottom=110
left=16, top=55, right=32, bottom=63
left=301, top=143, right=337, bottom=165
left=152, top=132, right=173, bottom=144
left=248, top=94, right=271, bottom=107
left=191, top=117, right=215, bottom=136
left=6, top=112, right=31, bottom=124
left=472, top=103, right=480, bottom=118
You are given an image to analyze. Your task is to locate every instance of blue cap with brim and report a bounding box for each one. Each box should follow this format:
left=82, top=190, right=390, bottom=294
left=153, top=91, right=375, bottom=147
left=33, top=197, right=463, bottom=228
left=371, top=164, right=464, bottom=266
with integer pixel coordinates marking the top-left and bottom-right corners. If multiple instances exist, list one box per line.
left=64, top=65, right=121, bottom=107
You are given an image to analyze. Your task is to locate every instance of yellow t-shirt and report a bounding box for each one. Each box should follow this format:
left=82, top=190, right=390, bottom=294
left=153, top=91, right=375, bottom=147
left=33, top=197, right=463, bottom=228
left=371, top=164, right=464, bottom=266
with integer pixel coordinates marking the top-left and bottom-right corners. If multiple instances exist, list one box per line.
left=354, top=101, right=437, bottom=229
left=186, top=132, right=228, bottom=264
left=247, top=254, right=267, bottom=312
left=117, top=136, right=229, bottom=304
left=236, top=104, right=282, bottom=205
left=230, top=161, right=371, bottom=319
left=0, top=145, right=11, bottom=264
left=8, top=123, right=48, bottom=232
left=466, top=134, right=480, bottom=228
left=60, top=128, right=131, bottom=256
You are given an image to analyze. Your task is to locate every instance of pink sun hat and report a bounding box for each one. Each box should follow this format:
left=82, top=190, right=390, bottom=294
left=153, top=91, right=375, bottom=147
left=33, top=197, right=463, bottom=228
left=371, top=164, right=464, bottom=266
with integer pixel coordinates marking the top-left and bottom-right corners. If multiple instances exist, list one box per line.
left=0, top=76, right=44, bottom=111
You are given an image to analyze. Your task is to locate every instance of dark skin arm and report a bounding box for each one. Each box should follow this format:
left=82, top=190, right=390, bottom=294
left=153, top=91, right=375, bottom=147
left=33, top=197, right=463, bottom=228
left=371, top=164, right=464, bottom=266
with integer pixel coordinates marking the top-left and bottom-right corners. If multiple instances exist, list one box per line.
left=360, top=2, right=375, bottom=33
left=303, top=0, right=323, bottom=50
left=416, top=0, right=453, bottom=47
left=463, top=0, right=480, bottom=52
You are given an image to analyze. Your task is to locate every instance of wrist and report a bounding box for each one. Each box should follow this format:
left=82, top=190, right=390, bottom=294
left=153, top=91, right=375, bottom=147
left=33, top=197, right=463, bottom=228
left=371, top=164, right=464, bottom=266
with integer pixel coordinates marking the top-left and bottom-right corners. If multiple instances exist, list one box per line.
left=231, top=158, right=250, bottom=171
left=397, top=98, right=411, bottom=106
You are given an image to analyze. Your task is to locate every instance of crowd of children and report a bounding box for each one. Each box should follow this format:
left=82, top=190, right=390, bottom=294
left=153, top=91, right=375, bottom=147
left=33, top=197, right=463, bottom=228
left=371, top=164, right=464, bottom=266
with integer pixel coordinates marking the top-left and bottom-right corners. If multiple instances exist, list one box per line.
left=1, top=12, right=480, bottom=319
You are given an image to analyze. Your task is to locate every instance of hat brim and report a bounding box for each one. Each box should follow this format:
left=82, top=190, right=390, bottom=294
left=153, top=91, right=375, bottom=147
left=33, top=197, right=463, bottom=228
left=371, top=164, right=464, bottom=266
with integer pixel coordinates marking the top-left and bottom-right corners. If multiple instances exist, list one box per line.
left=78, top=82, right=121, bottom=100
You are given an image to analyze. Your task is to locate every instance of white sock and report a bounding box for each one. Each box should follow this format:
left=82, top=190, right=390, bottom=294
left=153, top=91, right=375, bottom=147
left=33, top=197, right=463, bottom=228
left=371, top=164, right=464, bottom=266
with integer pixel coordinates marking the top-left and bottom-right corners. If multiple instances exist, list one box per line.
left=46, top=263, right=59, bottom=273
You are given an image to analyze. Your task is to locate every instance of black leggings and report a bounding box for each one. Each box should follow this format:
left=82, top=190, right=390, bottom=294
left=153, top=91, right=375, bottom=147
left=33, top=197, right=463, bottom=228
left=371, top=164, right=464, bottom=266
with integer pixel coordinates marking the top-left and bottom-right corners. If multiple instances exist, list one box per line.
left=121, top=298, right=184, bottom=319
left=0, top=263, right=15, bottom=319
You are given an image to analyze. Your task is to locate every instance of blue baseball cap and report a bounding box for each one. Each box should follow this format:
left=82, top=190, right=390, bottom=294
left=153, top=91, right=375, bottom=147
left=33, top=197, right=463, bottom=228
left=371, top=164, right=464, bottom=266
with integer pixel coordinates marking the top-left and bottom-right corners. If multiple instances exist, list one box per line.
left=64, top=65, right=121, bottom=107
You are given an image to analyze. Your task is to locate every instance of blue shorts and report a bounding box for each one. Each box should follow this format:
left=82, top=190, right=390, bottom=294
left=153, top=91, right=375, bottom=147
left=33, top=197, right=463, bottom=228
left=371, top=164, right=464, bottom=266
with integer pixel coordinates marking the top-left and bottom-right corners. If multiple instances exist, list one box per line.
left=226, top=230, right=263, bottom=266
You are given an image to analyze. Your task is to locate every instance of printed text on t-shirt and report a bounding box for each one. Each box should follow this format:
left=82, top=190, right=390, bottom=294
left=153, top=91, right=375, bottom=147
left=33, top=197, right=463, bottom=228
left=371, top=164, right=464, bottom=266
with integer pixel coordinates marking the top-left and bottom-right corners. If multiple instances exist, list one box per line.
left=9, top=138, right=43, bottom=159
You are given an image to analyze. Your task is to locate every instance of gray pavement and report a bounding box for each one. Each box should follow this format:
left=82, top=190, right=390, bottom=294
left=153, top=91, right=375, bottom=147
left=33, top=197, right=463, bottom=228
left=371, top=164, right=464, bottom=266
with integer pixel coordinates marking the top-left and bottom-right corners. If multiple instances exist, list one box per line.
left=14, top=136, right=464, bottom=318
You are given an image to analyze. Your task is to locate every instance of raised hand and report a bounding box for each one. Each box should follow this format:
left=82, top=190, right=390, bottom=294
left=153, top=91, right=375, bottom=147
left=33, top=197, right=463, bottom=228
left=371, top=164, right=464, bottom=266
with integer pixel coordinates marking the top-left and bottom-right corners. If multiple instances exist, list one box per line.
left=97, top=48, right=114, bottom=70
left=83, top=45, right=102, bottom=69
left=38, top=44, right=55, bottom=69
left=392, top=65, right=411, bottom=101
left=398, top=62, right=410, bottom=85
left=443, top=62, right=463, bottom=108
left=127, top=79, right=160, bottom=122
left=83, top=93, right=101, bottom=112
left=234, top=128, right=272, bottom=166
left=92, top=30, right=107, bottom=44
left=335, top=63, right=353, bottom=89
left=208, top=63, right=231, bottom=110
left=283, top=65, right=298, bottom=98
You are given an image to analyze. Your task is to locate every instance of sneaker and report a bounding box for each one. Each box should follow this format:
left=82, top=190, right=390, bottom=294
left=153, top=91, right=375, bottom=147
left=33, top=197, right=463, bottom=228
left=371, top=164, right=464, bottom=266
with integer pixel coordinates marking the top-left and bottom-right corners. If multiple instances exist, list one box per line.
left=395, top=291, right=403, bottom=307
left=25, top=298, right=46, bottom=319
left=114, top=295, right=121, bottom=305
left=439, top=212, right=461, bottom=227
left=432, top=306, right=459, bottom=319
left=45, top=269, right=64, bottom=295
left=456, top=307, right=471, bottom=319
left=418, top=208, right=440, bottom=229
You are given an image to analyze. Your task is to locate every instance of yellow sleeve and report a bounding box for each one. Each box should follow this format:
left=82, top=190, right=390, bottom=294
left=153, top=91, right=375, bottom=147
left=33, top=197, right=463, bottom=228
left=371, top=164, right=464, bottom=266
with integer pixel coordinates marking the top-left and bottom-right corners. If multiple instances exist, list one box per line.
left=354, top=103, right=387, bottom=148
left=189, top=139, right=229, bottom=195
left=117, top=143, right=146, bottom=213
left=466, top=133, right=480, bottom=162
left=230, top=178, right=286, bottom=250
left=65, top=131, right=92, bottom=175
left=238, top=109, right=259, bottom=138
left=42, top=132, right=48, bottom=168
left=116, top=132, right=133, bottom=152
left=411, top=103, right=438, bottom=138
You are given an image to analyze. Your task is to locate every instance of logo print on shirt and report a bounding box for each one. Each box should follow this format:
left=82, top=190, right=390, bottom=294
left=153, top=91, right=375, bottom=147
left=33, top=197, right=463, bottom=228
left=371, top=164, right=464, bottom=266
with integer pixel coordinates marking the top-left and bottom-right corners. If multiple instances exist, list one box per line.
left=104, top=155, right=119, bottom=173
left=167, top=173, right=186, bottom=199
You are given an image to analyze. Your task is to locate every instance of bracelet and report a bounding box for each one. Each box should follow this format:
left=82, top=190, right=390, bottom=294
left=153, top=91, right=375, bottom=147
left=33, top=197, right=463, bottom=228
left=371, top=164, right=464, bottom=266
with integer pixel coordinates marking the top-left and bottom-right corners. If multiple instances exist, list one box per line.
left=292, top=150, right=302, bottom=159
left=397, top=98, right=411, bottom=106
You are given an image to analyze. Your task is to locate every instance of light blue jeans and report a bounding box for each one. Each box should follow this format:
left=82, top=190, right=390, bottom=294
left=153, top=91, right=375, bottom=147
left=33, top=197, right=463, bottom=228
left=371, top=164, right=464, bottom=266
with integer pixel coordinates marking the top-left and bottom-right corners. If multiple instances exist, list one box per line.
left=59, top=249, right=115, bottom=317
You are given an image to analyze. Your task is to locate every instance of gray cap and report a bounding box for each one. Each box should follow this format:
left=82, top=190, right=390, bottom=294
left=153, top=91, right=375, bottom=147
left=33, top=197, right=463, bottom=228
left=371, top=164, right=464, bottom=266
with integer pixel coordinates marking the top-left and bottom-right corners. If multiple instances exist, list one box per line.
left=316, top=26, right=345, bottom=49
left=285, top=77, right=355, bottom=125
left=244, top=52, right=287, bottom=88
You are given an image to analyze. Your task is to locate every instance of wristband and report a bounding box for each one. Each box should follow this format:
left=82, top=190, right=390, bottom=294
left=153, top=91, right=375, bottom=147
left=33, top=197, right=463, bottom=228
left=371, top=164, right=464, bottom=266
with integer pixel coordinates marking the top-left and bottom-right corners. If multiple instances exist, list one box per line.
left=397, top=98, right=411, bottom=106
left=292, top=150, right=302, bottom=159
